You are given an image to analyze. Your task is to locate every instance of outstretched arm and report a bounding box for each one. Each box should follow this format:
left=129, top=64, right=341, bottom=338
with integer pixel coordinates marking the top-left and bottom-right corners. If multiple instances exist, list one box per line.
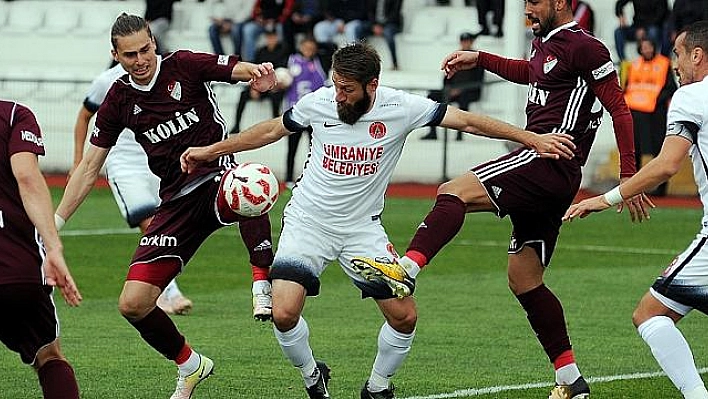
left=71, top=106, right=94, bottom=177
left=439, top=106, right=576, bottom=160
left=11, top=152, right=82, bottom=306
left=181, top=116, right=290, bottom=173
left=56, top=144, right=109, bottom=225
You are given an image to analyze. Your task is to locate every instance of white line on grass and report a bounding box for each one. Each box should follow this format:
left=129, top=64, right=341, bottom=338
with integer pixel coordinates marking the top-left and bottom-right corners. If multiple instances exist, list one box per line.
left=401, top=368, right=708, bottom=399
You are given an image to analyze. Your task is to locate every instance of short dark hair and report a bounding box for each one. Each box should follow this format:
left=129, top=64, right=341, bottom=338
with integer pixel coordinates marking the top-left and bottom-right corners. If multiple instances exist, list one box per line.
left=111, top=13, right=152, bottom=50
left=332, top=42, right=381, bottom=86
left=680, top=20, right=708, bottom=55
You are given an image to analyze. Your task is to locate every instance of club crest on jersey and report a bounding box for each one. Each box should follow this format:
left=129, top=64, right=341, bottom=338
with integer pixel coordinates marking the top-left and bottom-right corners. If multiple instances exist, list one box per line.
left=369, top=121, right=386, bottom=139
left=168, top=81, right=182, bottom=101
left=543, top=55, right=558, bottom=74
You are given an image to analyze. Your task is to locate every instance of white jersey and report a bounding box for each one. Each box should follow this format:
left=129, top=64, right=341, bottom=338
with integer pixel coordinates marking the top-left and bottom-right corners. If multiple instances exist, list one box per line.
left=283, top=85, right=444, bottom=226
left=666, top=75, right=708, bottom=235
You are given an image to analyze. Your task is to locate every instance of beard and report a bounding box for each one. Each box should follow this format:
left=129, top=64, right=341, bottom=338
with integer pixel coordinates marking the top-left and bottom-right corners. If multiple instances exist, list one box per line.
left=531, top=14, right=556, bottom=37
left=337, top=91, right=371, bottom=125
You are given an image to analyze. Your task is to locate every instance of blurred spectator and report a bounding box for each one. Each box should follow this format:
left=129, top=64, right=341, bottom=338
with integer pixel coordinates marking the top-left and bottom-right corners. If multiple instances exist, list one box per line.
left=231, top=28, right=289, bottom=134
left=573, top=0, right=594, bottom=34
left=421, top=32, right=484, bottom=141
left=283, top=36, right=327, bottom=187
left=623, top=37, right=677, bottom=196
left=368, top=0, right=403, bottom=70
left=241, top=0, right=295, bottom=61
left=614, top=0, right=669, bottom=62
left=208, top=0, right=256, bottom=56
left=477, top=0, right=505, bottom=38
left=283, top=0, right=322, bottom=54
left=668, top=0, right=708, bottom=44
left=313, top=0, right=370, bottom=45
left=145, top=0, right=175, bottom=53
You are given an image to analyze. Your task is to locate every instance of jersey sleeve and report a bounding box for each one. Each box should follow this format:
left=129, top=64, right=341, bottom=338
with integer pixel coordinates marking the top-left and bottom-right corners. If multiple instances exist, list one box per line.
left=666, top=87, right=703, bottom=144
left=8, top=103, right=45, bottom=157
left=90, top=87, right=124, bottom=148
left=174, top=50, right=240, bottom=83
left=84, top=71, right=116, bottom=112
left=282, top=91, right=316, bottom=134
left=399, top=90, right=445, bottom=131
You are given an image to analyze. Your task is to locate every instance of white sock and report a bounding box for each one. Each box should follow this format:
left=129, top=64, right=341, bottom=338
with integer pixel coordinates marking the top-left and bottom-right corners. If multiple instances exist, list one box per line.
left=273, top=317, right=317, bottom=385
left=252, top=280, right=271, bottom=295
left=399, top=256, right=421, bottom=278
left=368, top=322, right=415, bottom=392
left=163, top=279, right=183, bottom=300
left=685, top=386, right=708, bottom=399
left=177, top=351, right=201, bottom=376
left=638, top=316, right=706, bottom=395
left=555, top=363, right=581, bottom=385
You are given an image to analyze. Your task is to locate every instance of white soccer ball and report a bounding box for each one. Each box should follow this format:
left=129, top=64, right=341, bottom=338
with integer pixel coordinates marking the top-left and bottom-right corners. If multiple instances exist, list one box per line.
left=221, top=162, right=280, bottom=217
left=275, top=67, right=293, bottom=90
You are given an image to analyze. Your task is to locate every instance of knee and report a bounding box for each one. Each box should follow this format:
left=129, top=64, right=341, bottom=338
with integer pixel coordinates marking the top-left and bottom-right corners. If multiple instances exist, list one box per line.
left=118, top=293, right=152, bottom=321
left=388, top=310, right=417, bottom=334
left=273, top=307, right=301, bottom=332
left=34, top=341, right=65, bottom=369
left=437, top=180, right=460, bottom=196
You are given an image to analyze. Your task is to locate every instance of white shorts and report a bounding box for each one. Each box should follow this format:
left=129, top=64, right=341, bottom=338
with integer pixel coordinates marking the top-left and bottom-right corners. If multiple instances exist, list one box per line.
left=650, top=233, right=708, bottom=315
left=105, top=133, right=161, bottom=228
left=270, top=203, right=400, bottom=299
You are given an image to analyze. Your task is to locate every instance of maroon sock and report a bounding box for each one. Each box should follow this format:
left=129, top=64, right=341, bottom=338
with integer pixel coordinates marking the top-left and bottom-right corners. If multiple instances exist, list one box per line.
left=407, top=194, right=466, bottom=265
left=127, top=307, right=186, bottom=360
left=238, top=213, right=275, bottom=268
left=37, top=359, right=79, bottom=399
left=516, top=284, right=572, bottom=363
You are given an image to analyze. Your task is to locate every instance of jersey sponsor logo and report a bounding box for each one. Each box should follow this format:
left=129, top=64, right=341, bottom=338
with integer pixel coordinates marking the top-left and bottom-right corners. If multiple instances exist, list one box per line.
left=21, top=130, right=44, bottom=147
left=321, top=143, right=383, bottom=177
left=139, top=234, right=177, bottom=247
left=369, top=121, right=387, bottom=139
left=217, top=55, right=229, bottom=66
left=527, top=82, right=549, bottom=106
left=141, top=107, right=200, bottom=144
left=133, top=104, right=142, bottom=115
left=323, top=121, right=342, bottom=128
left=168, top=81, right=182, bottom=101
left=591, top=61, right=614, bottom=81
left=543, top=55, right=558, bottom=74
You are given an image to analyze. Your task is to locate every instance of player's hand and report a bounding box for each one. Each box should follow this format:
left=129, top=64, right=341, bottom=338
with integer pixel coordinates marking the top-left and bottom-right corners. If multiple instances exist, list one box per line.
left=250, top=62, right=276, bottom=92
left=528, top=132, right=575, bottom=160
left=617, top=178, right=655, bottom=222
left=441, top=51, right=479, bottom=78
left=180, top=146, right=217, bottom=174
left=43, top=249, right=82, bottom=306
left=563, top=195, right=610, bottom=221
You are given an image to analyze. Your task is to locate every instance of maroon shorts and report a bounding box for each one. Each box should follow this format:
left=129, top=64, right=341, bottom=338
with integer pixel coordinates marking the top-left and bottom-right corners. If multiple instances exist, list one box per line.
left=0, top=284, right=58, bottom=365
left=471, top=148, right=581, bottom=265
left=128, top=179, right=274, bottom=288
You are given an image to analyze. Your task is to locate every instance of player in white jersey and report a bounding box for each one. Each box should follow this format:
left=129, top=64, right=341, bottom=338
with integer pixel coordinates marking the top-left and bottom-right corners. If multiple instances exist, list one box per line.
left=564, top=21, right=708, bottom=399
left=181, top=42, right=574, bottom=399
left=72, top=63, right=193, bottom=315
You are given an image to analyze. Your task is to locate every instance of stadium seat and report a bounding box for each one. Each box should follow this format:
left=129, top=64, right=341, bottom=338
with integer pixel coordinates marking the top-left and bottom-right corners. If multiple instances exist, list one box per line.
left=1, top=2, right=45, bottom=34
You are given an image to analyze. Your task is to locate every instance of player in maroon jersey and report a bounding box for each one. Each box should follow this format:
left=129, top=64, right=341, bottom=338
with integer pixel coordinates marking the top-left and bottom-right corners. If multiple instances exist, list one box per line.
left=0, top=100, right=82, bottom=399
left=54, top=13, right=276, bottom=399
left=351, top=0, right=651, bottom=397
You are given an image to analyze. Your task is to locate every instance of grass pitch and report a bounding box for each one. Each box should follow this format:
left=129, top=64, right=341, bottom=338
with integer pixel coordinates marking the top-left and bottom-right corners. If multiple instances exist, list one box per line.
left=2, top=188, right=705, bottom=398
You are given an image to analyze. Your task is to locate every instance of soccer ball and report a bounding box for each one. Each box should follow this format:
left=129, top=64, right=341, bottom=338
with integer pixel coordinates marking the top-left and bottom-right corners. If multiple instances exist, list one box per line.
left=221, top=162, right=280, bottom=217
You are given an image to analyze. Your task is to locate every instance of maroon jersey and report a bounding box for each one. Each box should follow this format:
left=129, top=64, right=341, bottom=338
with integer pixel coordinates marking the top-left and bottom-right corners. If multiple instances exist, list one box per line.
left=525, top=23, right=612, bottom=167
left=0, top=100, right=46, bottom=285
left=91, top=51, right=240, bottom=202
left=479, top=21, right=635, bottom=176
